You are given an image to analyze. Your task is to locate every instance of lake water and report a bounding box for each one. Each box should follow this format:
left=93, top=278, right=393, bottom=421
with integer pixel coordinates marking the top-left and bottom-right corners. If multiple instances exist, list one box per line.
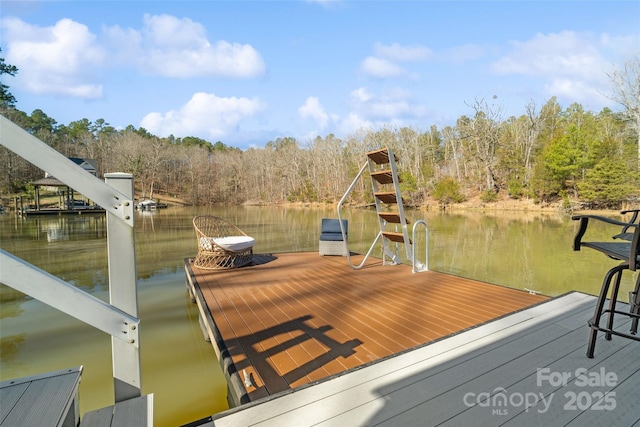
left=0, top=206, right=636, bottom=426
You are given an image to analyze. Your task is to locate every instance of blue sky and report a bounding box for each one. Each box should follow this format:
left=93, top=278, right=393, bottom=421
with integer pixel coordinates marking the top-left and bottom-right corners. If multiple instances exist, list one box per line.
left=1, top=1, right=638, bottom=149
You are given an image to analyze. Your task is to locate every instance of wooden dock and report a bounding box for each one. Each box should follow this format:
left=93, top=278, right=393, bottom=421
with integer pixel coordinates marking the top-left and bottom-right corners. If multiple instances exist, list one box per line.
left=184, top=251, right=548, bottom=407
left=20, top=208, right=106, bottom=217
left=206, top=291, right=639, bottom=426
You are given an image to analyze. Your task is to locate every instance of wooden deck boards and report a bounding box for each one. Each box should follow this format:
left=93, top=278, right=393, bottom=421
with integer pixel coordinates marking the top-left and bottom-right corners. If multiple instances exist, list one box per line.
left=206, top=292, right=640, bottom=427
left=186, top=251, right=548, bottom=403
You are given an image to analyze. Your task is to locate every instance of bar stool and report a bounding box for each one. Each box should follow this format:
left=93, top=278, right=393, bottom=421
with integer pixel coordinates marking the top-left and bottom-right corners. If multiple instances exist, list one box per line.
left=572, top=211, right=640, bottom=358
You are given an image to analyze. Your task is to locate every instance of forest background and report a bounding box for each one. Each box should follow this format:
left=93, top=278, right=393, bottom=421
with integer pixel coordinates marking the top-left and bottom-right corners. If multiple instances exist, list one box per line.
left=1, top=54, right=639, bottom=211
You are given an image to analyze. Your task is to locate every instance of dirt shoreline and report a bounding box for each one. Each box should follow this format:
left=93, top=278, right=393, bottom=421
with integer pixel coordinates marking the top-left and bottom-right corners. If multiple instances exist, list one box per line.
left=13, top=192, right=625, bottom=217
left=270, top=200, right=634, bottom=220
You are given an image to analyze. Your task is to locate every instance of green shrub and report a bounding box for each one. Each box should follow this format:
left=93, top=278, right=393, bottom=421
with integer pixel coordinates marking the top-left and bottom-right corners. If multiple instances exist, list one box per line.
left=507, top=180, right=523, bottom=199
left=480, top=189, right=498, bottom=203
left=433, top=177, right=465, bottom=205
left=577, top=160, right=638, bottom=209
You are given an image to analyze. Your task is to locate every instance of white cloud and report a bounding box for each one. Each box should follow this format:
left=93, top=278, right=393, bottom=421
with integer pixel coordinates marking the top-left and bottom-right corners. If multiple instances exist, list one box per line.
left=145, top=13, right=262, bottom=78
left=297, top=88, right=428, bottom=138
left=349, top=87, right=428, bottom=119
left=338, top=112, right=373, bottom=135
left=351, top=87, right=374, bottom=103
left=1, top=17, right=105, bottom=98
left=373, top=42, right=432, bottom=62
left=361, top=56, right=406, bottom=78
left=491, top=30, right=630, bottom=108
left=361, top=42, right=430, bottom=79
left=544, top=78, right=609, bottom=107
left=493, top=31, right=606, bottom=80
left=102, top=24, right=142, bottom=64
left=140, top=92, right=266, bottom=139
left=0, top=13, right=266, bottom=100
left=107, top=14, right=266, bottom=78
left=298, top=97, right=329, bottom=130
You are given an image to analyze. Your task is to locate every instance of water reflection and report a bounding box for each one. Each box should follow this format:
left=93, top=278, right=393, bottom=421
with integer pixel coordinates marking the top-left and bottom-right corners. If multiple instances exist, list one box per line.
left=0, top=206, right=636, bottom=426
left=0, top=334, right=26, bottom=367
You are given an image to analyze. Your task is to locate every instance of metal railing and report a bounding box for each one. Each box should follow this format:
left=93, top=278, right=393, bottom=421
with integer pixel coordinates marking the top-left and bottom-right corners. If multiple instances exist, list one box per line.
left=0, top=115, right=142, bottom=402
left=412, top=220, right=429, bottom=273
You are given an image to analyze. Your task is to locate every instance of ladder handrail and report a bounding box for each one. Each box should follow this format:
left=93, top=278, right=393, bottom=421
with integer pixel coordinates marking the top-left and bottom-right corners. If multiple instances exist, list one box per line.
left=337, top=161, right=377, bottom=269
left=412, top=220, right=429, bottom=273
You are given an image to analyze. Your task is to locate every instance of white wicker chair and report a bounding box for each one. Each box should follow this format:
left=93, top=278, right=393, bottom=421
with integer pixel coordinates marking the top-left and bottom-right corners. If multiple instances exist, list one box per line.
left=193, top=216, right=254, bottom=269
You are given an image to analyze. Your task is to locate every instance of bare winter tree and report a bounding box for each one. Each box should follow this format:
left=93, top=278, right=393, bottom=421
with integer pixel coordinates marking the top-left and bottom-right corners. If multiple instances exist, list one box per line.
left=461, top=98, right=504, bottom=193
left=606, top=54, right=640, bottom=167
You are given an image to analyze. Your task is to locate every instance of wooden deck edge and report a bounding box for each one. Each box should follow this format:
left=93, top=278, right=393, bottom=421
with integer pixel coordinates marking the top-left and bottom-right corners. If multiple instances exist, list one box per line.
left=184, top=259, right=249, bottom=407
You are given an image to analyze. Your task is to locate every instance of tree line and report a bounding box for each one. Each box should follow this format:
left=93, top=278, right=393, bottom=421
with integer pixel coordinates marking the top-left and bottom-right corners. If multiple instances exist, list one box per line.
left=1, top=52, right=638, bottom=210
left=1, top=96, right=637, bottom=210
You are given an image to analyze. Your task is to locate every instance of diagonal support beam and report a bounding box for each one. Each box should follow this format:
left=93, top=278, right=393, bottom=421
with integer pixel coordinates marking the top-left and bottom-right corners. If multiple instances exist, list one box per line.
left=0, top=250, right=140, bottom=347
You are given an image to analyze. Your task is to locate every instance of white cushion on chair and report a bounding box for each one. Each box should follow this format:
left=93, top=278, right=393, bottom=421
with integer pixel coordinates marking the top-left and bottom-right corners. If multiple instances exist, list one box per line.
left=199, top=237, right=213, bottom=250
left=199, top=236, right=254, bottom=252
left=213, top=236, right=255, bottom=252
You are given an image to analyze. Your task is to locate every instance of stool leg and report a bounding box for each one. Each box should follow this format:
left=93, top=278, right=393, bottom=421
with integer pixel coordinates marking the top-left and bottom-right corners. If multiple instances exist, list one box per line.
left=630, top=274, right=640, bottom=335
left=605, top=268, right=624, bottom=341
left=587, top=264, right=626, bottom=358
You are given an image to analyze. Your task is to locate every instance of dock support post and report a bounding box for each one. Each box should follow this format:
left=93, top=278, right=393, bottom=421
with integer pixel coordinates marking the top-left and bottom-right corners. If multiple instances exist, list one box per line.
left=105, top=173, right=142, bottom=402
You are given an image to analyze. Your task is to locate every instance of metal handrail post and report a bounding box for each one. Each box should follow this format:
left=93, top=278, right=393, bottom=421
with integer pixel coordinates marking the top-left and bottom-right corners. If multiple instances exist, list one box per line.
left=412, top=220, right=429, bottom=273
left=106, top=173, right=142, bottom=401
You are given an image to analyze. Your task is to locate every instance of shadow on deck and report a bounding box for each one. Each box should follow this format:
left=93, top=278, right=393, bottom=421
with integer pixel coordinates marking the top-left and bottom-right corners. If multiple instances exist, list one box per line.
left=184, top=251, right=549, bottom=407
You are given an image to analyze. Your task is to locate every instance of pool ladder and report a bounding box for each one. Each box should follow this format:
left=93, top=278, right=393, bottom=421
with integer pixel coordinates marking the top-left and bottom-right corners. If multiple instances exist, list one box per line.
left=337, top=147, right=428, bottom=273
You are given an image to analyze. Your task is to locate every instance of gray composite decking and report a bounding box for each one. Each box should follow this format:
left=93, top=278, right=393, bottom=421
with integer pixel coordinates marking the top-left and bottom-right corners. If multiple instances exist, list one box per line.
left=80, top=395, right=153, bottom=427
left=207, top=292, right=639, bottom=426
left=0, top=367, right=82, bottom=427
left=0, top=365, right=153, bottom=427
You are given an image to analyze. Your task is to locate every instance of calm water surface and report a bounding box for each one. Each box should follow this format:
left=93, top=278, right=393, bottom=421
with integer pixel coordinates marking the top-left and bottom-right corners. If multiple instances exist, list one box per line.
left=0, top=206, right=636, bottom=426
